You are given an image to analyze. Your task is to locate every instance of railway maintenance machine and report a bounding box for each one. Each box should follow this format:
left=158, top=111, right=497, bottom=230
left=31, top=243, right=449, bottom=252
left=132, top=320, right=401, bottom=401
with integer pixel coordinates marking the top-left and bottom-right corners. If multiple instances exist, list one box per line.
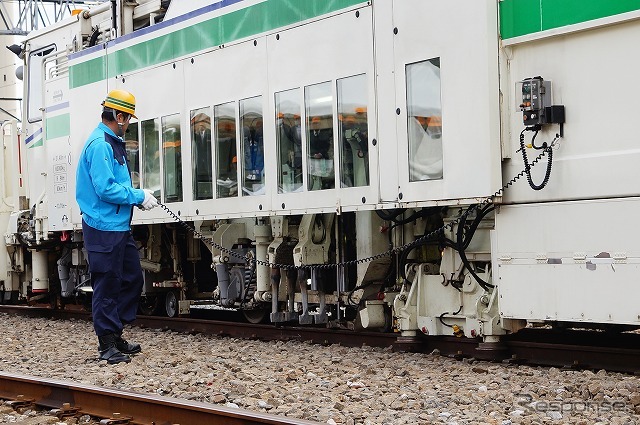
left=1, top=0, right=638, bottom=351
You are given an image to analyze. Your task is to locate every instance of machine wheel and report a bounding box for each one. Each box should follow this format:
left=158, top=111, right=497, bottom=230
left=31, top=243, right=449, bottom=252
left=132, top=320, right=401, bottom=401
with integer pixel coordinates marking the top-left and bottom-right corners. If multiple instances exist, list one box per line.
left=242, top=308, right=268, bottom=324
left=164, top=291, right=178, bottom=317
left=138, top=295, right=160, bottom=316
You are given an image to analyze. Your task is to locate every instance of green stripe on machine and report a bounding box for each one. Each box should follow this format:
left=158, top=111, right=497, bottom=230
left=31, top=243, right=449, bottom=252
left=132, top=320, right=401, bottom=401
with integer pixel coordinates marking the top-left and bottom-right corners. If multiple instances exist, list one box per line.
left=70, top=0, right=365, bottom=88
left=46, top=114, right=71, bottom=140
left=69, top=56, right=106, bottom=88
left=500, top=0, right=640, bottom=39
left=28, top=138, right=43, bottom=149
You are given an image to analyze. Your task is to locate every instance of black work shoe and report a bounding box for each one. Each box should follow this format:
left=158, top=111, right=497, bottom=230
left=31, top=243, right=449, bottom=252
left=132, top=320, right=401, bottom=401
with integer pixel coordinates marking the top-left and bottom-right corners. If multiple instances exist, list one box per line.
left=115, top=336, right=141, bottom=355
left=98, top=334, right=131, bottom=365
left=99, top=346, right=131, bottom=364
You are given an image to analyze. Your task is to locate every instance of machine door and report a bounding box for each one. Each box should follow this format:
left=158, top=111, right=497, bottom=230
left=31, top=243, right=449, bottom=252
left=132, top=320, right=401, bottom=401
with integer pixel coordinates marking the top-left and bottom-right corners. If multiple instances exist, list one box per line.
left=377, top=0, right=501, bottom=205
left=44, top=51, right=74, bottom=231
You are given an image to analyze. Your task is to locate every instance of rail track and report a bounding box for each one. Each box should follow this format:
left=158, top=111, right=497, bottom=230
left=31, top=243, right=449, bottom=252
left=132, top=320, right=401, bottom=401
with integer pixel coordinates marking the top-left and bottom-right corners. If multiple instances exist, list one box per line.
left=1, top=305, right=640, bottom=374
left=0, top=371, right=319, bottom=425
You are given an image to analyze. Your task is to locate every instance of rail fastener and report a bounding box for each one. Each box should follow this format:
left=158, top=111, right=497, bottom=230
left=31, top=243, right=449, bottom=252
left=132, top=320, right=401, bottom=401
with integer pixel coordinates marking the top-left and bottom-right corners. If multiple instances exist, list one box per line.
left=6, top=394, right=35, bottom=412
left=52, top=402, right=82, bottom=418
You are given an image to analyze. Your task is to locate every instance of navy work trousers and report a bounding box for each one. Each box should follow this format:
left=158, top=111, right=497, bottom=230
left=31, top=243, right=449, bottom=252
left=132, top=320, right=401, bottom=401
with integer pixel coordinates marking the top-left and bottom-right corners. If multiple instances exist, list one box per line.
left=82, top=221, right=143, bottom=337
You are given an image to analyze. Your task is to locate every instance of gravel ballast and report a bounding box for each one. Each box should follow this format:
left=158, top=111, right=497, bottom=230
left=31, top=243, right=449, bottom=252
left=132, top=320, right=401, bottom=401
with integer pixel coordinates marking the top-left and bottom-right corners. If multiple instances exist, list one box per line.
left=0, top=313, right=639, bottom=424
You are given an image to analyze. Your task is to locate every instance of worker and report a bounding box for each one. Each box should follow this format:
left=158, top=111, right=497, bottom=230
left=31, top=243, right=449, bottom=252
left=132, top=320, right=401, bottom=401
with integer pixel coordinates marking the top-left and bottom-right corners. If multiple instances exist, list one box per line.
left=75, top=89, right=158, bottom=364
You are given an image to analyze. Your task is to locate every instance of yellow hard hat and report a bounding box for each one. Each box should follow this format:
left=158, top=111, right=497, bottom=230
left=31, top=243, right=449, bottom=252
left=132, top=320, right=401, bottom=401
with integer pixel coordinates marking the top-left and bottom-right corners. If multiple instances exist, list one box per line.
left=103, top=89, right=137, bottom=118
left=426, top=116, right=442, bottom=127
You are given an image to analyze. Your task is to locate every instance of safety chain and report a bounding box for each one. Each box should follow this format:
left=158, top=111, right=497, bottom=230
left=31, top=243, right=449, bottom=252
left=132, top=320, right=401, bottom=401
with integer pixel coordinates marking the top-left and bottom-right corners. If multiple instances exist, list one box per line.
left=159, top=139, right=557, bottom=271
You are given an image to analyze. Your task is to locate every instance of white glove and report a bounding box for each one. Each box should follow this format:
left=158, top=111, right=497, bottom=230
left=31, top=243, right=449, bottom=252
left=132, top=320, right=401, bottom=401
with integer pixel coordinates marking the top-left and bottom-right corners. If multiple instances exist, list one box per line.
left=141, top=189, right=159, bottom=211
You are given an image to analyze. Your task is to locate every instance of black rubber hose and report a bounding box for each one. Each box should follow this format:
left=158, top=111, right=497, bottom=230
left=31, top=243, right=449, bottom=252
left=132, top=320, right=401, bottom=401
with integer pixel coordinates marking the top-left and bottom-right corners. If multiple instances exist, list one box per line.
left=375, top=208, right=405, bottom=222
left=88, top=29, right=101, bottom=47
left=456, top=206, right=495, bottom=289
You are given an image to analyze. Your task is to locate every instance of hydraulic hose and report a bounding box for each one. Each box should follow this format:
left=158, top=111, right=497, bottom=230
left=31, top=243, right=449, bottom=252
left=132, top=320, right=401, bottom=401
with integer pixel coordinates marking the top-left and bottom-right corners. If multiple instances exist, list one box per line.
left=88, top=29, right=101, bottom=47
left=455, top=204, right=495, bottom=290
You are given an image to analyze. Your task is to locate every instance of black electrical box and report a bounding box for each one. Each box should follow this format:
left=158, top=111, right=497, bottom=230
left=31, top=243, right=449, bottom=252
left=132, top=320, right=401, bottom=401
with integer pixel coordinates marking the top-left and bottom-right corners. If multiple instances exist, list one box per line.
left=521, top=77, right=550, bottom=127
left=543, top=105, right=565, bottom=125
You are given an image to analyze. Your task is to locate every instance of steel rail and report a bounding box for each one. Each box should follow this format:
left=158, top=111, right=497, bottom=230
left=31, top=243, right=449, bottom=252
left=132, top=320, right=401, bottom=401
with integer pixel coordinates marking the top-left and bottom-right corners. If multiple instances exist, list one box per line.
left=0, top=371, right=319, bottom=425
left=0, top=305, right=400, bottom=348
left=502, top=328, right=640, bottom=372
left=2, top=305, right=640, bottom=373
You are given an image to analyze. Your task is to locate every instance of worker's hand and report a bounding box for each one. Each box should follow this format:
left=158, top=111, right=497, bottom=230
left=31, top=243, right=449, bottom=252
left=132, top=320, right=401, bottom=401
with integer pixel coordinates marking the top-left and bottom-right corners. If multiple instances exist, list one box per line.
left=140, top=189, right=159, bottom=211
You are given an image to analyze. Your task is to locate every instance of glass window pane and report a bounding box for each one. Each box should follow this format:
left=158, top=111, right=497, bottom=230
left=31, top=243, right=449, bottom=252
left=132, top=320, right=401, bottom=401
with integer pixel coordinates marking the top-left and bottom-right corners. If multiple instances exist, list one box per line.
left=240, top=96, right=265, bottom=196
left=162, top=114, right=182, bottom=202
left=306, top=82, right=334, bottom=191
left=125, top=121, right=140, bottom=189
left=214, top=102, right=237, bottom=198
left=337, top=74, right=369, bottom=188
left=191, top=108, right=213, bottom=200
left=141, top=118, right=161, bottom=197
left=275, top=89, right=302, bottom=193
left=407, top=58, right=443, bottom=181
left=27, top=45, right=56, bottom=122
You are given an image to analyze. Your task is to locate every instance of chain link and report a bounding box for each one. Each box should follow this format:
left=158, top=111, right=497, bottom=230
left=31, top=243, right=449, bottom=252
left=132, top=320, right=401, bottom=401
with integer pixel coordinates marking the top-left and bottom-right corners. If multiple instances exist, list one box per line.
left=158, top=144, right=555, bottom=271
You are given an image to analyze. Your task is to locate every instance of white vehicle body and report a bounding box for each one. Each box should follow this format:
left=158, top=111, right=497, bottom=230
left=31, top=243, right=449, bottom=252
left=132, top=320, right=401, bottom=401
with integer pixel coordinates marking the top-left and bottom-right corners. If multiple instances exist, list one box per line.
left=1, top=0, right=638, bottom=339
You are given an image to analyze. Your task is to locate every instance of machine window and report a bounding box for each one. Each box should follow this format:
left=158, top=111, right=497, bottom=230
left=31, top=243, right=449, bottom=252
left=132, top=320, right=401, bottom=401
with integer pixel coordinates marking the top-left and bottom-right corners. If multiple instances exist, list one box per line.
left=125, top=121, right=140, bottom=189
left=406, top=58, right=443, bottom=181
left=275, top=89, right=302, bottom=193
left=214, top=102, right=237, bottom=198
left=141, top=118, right=161, bottom=197
left=240, top=96, right=264, bottom=196
left=337, top=74, right=369, bottom=188
left=306, top=82, right=334, bottom=191
left=162, top=114, right=183, bottom=202
left=27, top=44, right=56, bottom=122
left=190, top=107, right=213, bottom=200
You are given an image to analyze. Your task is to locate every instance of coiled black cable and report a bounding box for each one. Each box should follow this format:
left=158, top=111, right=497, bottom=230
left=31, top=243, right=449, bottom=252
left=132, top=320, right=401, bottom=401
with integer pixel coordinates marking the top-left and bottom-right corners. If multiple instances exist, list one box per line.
left=520, top=128, right=553, bottom=190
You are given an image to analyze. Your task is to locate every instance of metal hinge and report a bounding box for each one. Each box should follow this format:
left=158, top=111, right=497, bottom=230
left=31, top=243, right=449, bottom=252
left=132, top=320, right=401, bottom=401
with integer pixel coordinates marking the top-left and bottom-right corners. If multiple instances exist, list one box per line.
left=498, top=254, right=512, bottom=263
left=613, top=252, right=627, bottom=263
left=573, top=252, right=586, bottom=263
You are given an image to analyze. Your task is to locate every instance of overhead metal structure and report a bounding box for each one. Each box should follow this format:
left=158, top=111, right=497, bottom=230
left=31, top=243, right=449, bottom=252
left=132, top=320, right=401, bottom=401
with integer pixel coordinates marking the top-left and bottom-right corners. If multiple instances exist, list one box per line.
left=0, top=0, right=107, bottom=35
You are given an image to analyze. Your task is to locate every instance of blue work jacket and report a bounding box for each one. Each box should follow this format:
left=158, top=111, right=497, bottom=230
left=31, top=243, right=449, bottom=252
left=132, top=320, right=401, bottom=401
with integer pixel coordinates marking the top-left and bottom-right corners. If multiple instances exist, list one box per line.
left=76, top=123, right=145, bottom=231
